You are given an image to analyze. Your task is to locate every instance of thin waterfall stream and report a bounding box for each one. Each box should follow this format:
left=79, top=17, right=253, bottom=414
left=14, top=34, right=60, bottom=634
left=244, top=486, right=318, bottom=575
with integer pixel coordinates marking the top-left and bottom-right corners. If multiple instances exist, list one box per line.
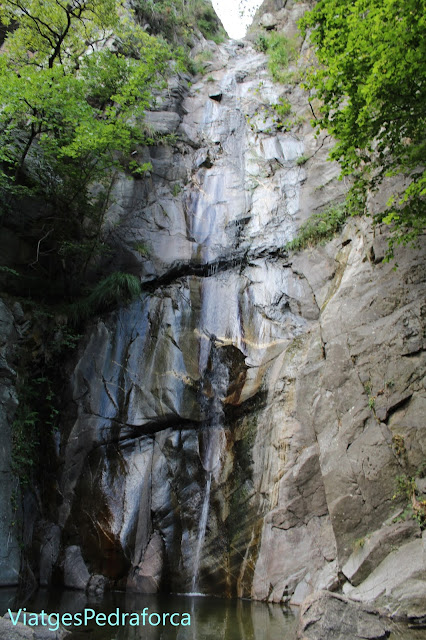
left=190, top=336, right=228, bottom=592
left=191, top=472, right=212, bottom=592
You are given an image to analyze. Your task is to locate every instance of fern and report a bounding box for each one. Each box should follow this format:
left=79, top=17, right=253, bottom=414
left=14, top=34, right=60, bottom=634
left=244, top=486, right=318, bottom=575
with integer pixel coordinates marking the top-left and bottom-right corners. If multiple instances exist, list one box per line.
left=68, top=272, right=141, bottom=323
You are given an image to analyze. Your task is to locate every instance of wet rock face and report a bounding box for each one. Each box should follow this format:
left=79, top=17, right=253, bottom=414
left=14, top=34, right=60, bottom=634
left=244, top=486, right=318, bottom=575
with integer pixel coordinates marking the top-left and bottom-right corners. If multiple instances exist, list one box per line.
left=39, top=3, right=425, bottom=612
left=56, top=32, right=338, bottom=597
left=0, top=300, right=21, bottom=585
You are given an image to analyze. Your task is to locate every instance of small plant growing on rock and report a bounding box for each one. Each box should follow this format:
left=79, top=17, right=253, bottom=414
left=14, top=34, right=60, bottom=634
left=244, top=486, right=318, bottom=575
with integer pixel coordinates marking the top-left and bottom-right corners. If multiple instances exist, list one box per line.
left=265, top=33, right=298, bottom=83
left=393, top=468, right=426, bottom=529
left=68, top=272, right=141, bottom=324
left=353, top=536, right=366, bottom=551
left=271, top=97, right=292, bottom=129
left=285, top=202, right=348, bottom=251
left=11, top=404, right=39, bottom=486
left=172, top=183, right=182, bottom=196
left=296, top=155, right=309, bottom=166
left=254, top=33, right=268, bottom=53
left=133, top=241, right=149, bottom=257
left=392, top=434, right=407, bottom=461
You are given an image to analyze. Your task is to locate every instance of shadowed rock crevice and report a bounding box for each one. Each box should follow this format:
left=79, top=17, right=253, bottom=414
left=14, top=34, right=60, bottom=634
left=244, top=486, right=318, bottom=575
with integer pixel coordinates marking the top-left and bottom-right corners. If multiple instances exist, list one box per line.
left=141, top=247, right=291, bottom=291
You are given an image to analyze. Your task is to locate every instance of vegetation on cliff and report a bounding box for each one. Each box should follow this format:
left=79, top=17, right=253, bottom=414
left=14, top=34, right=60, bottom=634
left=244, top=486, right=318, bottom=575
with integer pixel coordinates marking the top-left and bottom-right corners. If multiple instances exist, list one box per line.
left=300, top=0, right=425, bottom=257
left=131, top=0, right=225, bottom=45
left=0, top=0, right=222, bottom=302
left=0, top=0, right=175, bottom=296
left=0, top=0, right=223, bottom=494
left=0, top=0, right=181, bottom=491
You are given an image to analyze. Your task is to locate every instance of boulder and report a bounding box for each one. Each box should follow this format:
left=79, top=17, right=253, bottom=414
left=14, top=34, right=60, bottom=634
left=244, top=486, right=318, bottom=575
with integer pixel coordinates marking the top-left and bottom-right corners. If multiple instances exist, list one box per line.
left=343, top=533, right=426, bottom=619
left=63, top=546, right=90, bottom=590
left=127, top=531, right=164, bottom=593
left=260, top=13, right=278, bottom=29
left=298, top=591, right=390, bottom=640
left=1, top=614, right=70, bottom=639
left=39, top=524, right=61, bottom=587
left=342, top=520, right=421, bottom=586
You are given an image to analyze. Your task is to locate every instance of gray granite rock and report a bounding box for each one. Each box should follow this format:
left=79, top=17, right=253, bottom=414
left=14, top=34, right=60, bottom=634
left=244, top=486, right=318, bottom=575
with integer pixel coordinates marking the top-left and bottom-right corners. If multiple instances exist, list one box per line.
left=1, top=614, right=70, bottom=639
left=28, top=2, right=425, bottom=613
left=343, top=533, right=426, bottom=618
left=298, top=591, right=390, bottom=640
left=259, top=13, right=277, bottom=29
left=143, top=111, right=181, bottom=135
left=127, top=531, right=164, bottom=593
left=63, top=546, right=90, bottom=590
left=342, top=520, right=421, bottom=587
left=39, top=524, right=61, bottom=587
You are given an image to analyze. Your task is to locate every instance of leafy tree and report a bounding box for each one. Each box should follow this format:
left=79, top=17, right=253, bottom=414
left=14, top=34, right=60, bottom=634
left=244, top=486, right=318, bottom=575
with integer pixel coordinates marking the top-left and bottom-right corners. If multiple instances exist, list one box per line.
left=0, top=0, right=119, bottom=69
left=0, top=0, right=171, bottom=184
left=300, top=0, right=426, bottom=256
left=0, top=0, right=174, bottom=287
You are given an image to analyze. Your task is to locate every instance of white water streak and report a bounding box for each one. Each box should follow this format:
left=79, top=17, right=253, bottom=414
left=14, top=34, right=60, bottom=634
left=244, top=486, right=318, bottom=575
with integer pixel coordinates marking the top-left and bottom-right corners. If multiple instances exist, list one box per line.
left=191, top=472, right=212, bottom=592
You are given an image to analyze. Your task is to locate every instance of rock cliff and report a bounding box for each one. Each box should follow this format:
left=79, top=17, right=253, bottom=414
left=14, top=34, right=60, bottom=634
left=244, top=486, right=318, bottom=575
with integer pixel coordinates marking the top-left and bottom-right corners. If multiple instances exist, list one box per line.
left=1, top=0, right=425, bottom=622
left=0, top=301, right=21, bottom=585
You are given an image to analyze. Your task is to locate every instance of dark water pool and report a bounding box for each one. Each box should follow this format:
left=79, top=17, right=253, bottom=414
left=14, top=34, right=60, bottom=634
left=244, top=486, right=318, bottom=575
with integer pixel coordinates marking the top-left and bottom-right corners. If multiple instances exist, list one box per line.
left=0, top=588, right=298, bottom=639
left=0, top=588, right=424, bottom=640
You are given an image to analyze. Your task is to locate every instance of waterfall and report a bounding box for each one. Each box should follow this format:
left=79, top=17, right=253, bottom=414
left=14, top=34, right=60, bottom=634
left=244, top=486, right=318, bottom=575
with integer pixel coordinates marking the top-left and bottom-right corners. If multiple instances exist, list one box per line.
left=190, top=337, right=228, bottom=592
left=191, top=472, right=212, bottom=593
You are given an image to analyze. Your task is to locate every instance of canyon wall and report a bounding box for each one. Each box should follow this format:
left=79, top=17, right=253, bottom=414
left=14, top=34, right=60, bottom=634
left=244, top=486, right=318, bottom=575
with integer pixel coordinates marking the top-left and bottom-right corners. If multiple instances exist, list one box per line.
left=1, top=0, right=424, bottom=617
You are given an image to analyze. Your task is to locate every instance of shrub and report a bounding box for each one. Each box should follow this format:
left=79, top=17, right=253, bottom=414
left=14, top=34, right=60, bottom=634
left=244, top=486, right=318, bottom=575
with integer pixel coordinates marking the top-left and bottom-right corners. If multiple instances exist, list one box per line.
left=68, top=272, right=141, bottom=323
left=271, top=97, right=292, bottom=129
left=286, top=203, right=348, bottom=251
left=131, top=0, right=225, bottom=45
left=393, top=468, right=426, bottom=529
left=254, top=33, right=268, bottom=53
left=266, top=33, right=298, bottom=83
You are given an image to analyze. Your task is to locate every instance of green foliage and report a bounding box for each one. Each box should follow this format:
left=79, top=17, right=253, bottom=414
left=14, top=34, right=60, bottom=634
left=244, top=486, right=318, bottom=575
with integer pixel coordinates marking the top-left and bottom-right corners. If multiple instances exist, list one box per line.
left=68, top=272, right=141, bottom=323
left=0, top=3, right=171, bottom=189
left=133, top=241, right=149, bottom=256
left=353, top=536, right=366, bottom=551
left=246, top=94, right=296, bottom=134
left=0, top=266, right=20, bottom=277
left=254, top=33, right=268, bottom=53
left=128, top=160, right=153, bottom=177
left=393, top=467, right=426, bottom=529
left=286, top=203, right=348, bottom=251
left=130, top=0, right=225, bottom=45
left=300, top=0, right=426, bottom=257
left=197, top=5, right=224, bottom=43
left=264, top=33, right=298, bottom=83
left=10, top=309, right=82, bottom=486
left=272, top=97, right=291, bottom=120
left=296, top=155, right=308, bottom=166
left=0, top=0, right=175, bottom=304
left=192, top=47, right=213, bottom=71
